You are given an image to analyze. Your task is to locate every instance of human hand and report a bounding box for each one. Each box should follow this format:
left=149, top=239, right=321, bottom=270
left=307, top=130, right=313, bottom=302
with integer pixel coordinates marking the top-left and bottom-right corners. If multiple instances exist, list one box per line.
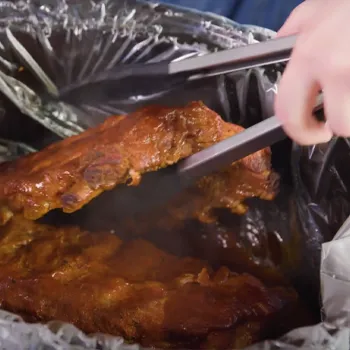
left=275, top=0, right=350, bottom=145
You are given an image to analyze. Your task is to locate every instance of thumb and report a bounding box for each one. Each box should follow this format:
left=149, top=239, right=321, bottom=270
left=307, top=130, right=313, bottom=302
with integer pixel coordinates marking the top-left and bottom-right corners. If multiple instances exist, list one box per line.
left=277, top=0, right=324, bottom=37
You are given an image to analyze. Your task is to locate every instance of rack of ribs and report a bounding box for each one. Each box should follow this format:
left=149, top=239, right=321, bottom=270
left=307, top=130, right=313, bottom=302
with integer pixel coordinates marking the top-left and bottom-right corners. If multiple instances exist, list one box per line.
left=0, top=216, right=306, bottom=349
left=0, top=101, right=277, bottom=224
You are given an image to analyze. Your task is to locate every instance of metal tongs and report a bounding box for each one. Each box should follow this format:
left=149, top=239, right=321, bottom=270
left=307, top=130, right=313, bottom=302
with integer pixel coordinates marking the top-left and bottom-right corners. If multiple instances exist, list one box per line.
left=162, top=34, right=323, bottom=179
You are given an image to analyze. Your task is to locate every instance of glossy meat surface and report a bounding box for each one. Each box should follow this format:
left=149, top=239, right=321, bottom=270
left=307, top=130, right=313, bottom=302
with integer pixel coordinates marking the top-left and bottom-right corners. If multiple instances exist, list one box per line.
left=0, top=217, right=302, bottom=349
left=0, top=101, right=274, bottom=223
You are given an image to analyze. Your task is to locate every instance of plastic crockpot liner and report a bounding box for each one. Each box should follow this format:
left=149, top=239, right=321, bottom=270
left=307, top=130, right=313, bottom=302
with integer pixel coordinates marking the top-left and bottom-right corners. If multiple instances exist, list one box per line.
left=0, top=0, right=349, bottom=349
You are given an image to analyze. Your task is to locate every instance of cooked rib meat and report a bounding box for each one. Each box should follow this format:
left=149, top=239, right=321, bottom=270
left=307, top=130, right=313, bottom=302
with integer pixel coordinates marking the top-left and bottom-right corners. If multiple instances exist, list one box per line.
left=0, top=101, right=275, bottom=223
left=109, top=163, right=278, bottom=240
left=0, top=217, right=303, bottom=349
left=157, top=163, right=278, bottom=225
left=195, top=163, right=279, bottom=219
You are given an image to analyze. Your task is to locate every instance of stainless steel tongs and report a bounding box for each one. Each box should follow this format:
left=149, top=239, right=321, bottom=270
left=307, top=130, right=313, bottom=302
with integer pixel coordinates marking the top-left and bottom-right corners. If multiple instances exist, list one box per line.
left=170, top=34, right=323, bottom=179
left=115, top=34, right=322, bottom=180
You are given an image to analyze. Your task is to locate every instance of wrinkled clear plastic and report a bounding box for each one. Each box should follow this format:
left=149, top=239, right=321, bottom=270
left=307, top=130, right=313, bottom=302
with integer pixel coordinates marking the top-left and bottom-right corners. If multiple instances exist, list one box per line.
left=0, top=0, right=276, bottom=137
left=0, top=0, right=348, bottom=349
